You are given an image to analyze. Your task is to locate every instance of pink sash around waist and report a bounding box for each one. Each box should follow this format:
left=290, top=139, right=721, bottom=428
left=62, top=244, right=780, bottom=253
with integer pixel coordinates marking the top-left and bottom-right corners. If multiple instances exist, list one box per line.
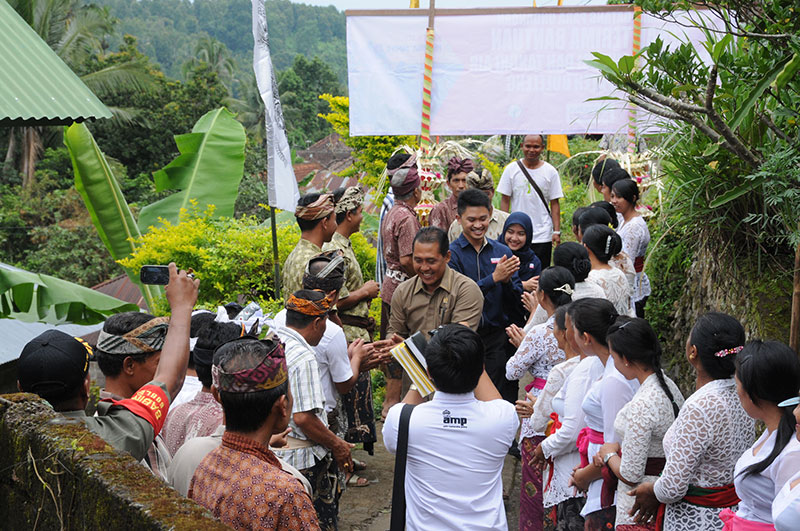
left=524, top=377, right=547, bottom=393
left=576, top=427, right=604, bottom=468
left=719, top=508, right=775, bottom=531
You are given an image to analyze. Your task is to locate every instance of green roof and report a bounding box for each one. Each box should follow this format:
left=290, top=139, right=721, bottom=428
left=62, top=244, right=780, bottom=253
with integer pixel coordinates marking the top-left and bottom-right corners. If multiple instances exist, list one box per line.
left=0, top=0, right=112, bottom=126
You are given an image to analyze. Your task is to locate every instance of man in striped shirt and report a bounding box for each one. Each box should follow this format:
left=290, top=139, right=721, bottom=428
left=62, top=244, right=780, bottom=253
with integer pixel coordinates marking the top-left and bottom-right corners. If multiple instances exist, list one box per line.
left=273, top=289, right=354, bottom=529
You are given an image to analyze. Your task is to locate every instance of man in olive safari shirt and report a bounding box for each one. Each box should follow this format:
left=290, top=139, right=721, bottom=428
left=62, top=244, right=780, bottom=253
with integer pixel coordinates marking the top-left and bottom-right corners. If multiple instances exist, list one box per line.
left=387, top=227, right=483, bottom=340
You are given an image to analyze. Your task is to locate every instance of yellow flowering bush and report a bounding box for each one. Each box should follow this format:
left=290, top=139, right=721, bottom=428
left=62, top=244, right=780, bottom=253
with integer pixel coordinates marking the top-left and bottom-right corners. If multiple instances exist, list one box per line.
left=120, top=206, right=380, bottom=316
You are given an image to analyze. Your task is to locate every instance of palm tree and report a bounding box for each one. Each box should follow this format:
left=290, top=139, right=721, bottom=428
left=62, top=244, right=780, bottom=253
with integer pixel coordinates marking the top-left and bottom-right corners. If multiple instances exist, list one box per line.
left=5, top=0, right=156, bottom=189
left=224, top=73, right=266, bottom=144
left=182, top=36, right=236, bottom=90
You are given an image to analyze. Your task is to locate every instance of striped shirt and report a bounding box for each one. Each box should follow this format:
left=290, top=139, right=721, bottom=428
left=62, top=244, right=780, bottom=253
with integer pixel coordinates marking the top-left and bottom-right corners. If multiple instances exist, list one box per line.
left=273, top=326, right=330, bottom=471
left=375, top=189, right=394, bottom=287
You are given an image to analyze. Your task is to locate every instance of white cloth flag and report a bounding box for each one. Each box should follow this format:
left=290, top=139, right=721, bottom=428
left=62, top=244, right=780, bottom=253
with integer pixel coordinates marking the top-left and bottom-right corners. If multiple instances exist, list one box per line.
left=252, top=0, right=299, bottom=212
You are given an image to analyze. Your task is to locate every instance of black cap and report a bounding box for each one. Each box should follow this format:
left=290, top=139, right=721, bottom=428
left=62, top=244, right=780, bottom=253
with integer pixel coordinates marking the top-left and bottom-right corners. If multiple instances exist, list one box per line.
left=17, top=330, right=92, bottom=404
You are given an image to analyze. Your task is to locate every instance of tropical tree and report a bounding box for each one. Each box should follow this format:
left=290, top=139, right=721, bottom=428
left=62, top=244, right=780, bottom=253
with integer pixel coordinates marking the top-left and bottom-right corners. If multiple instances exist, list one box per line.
left=588, top=0, right=800, bottom=349
left=6, top=0, right=156, bottom=189
left=182, top=36, right=236, bottom=90
left=225, top=74, right=266, bottom=144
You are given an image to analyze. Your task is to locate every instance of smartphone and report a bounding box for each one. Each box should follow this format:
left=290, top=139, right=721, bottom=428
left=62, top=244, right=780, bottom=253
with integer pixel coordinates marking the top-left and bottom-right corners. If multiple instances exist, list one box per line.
left=139, top=265, right=170, bottom=285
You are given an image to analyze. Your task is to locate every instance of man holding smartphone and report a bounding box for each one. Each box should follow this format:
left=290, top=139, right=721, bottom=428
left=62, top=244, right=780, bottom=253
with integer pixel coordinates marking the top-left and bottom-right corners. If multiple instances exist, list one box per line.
left=17, top=264, right=199, bottom=467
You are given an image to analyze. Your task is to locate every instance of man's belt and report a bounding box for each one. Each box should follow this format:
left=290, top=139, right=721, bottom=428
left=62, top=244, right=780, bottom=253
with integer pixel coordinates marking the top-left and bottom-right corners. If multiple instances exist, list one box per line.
left=339, top=313, right=376, bottom=335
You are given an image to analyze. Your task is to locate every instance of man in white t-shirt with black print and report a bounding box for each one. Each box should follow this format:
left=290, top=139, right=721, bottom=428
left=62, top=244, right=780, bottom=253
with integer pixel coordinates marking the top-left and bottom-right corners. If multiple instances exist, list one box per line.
left=383, top=324, right=519, bottom=531
left=498, top=134, right=564, bottom=267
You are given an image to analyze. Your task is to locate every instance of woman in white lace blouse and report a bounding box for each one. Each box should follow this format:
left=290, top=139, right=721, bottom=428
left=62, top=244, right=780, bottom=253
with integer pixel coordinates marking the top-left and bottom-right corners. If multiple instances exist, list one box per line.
left=611, top=179, right=651, bottom=318
left=594, top=317, right=684, bottom=531
left=628, top=313, right=754, bottom=531
left=582, top=224, right=634, bottom=317
left=506, top=266, right=574, bottom=531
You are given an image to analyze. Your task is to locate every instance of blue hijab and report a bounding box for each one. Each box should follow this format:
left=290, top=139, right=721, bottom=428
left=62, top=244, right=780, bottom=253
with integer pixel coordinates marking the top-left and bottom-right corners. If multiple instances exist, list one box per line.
left=498, top=211, right=541, bottom=282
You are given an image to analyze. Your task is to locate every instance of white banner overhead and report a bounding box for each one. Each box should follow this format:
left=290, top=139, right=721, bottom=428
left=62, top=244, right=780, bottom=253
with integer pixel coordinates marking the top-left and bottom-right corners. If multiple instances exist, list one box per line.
left=346, top=6, right=724, bottom=137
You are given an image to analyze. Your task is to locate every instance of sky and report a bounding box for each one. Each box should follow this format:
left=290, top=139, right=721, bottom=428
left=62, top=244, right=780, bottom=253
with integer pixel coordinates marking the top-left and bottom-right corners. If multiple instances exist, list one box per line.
left=295, top=0, right=607, bottom=12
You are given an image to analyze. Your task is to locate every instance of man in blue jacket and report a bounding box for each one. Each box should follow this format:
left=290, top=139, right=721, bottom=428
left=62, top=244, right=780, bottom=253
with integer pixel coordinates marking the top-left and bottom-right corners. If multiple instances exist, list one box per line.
left=448, top=189, right=523, bottom=404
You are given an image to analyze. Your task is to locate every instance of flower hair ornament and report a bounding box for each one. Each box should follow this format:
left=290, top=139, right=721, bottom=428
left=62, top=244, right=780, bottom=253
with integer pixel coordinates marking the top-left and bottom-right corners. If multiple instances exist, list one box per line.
left=604, top=235, right=612, bottom=256
left=553, top=284, right=573, bottom=296
left=713, top=345, right=743, bottom=358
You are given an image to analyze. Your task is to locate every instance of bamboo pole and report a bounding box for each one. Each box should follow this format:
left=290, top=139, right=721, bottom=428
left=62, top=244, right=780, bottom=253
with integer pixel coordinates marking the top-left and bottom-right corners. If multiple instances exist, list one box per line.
left=790, top=222, right=800, bottom=354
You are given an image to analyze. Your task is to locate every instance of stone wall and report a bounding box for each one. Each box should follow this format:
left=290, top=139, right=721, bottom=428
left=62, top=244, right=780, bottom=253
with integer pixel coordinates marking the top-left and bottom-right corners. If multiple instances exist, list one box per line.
left=660, top=239, right=792, bottom=397
left=0, top=393, right=227, bottom=530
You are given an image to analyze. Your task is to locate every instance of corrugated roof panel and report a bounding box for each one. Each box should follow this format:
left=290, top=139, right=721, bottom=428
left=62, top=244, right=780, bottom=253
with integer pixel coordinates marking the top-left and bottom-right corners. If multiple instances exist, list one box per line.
left=0, top=0, right=112, bottom=125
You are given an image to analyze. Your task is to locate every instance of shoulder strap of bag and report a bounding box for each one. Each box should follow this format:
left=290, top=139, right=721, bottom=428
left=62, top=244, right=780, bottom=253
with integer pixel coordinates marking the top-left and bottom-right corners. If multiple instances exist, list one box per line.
left=516, top=159, right=551, bottom=215
left=389, top=403, right=416, bottom=531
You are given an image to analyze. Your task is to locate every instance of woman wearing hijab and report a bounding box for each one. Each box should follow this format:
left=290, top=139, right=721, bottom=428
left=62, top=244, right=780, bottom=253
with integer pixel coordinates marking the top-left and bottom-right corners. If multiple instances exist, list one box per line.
left=499, top=211, right=543, bottom=328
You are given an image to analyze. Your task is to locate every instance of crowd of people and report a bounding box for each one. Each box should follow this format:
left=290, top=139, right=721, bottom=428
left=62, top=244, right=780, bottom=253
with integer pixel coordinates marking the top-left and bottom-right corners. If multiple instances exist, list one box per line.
left=12, top=134, right=800, bottom=531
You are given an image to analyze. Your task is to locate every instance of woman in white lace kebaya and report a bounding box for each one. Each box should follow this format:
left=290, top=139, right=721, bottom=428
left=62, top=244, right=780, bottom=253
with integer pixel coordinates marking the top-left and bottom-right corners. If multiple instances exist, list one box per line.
left=611, top=179, right=651, bottom=318
left=594, top=317, right=684, bottom=531
left=627, top=313, right=753, bottom=530
left=582, top=224, right=634, bottom=317
left=506, top=267, right=574, bottom=531
left=724, top=341, right=800, bottom=529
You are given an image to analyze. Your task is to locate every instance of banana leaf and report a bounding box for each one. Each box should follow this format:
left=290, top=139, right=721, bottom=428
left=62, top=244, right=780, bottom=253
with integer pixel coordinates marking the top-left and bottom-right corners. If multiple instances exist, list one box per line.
left=0, top=263, right=138, bottom=324
left=64, top=122, right=160, bottom=309
left=137, top=107, right=246, bottom=232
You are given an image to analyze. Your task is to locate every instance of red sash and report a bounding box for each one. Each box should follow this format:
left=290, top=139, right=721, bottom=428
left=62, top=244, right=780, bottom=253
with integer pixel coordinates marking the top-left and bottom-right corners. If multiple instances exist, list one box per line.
left=655, top=483, right=740, bottom=530
left=634, top=256, right=645, bottom=273
left=544, top=413, right=562, bottom=492
left=601, top=454, right=665, bottom=508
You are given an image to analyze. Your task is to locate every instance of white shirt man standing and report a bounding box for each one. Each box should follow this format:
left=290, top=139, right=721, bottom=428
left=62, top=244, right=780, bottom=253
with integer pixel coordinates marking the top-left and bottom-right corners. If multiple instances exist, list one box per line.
left=498, top=134, right=564, bottom=267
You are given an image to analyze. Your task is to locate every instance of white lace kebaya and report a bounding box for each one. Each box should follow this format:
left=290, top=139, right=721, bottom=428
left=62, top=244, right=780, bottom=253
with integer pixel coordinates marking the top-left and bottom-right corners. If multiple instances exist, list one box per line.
left=654, top=378, right=754, bottom=531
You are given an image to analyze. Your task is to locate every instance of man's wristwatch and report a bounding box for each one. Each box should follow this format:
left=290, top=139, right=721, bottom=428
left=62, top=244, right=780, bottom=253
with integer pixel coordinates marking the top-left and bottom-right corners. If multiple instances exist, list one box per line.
left=603, top=451, right=617, bottom=464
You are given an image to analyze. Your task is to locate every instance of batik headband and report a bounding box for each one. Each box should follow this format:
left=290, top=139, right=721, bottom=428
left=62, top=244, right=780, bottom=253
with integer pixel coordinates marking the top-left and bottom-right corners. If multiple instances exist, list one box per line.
left=713, top=345, right=743, bottom=358
left=211, top=337, right=288, bottom=393
left=96, top=317, right=169, bottom=355
left=295, top=193, right=335, bottom=221
left=388, top=153, right=420, bottom=196
left=285, top=290, right=334, bottom=316
left=334, top=186, right=364, bottom=214
left=447, top=156, right=474, bottom=176
left=467, top=169, right=494, bottom=191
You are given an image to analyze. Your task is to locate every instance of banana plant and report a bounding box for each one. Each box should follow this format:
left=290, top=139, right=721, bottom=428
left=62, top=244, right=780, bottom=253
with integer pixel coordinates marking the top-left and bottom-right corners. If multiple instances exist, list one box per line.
left=65, top=122, right=160, bottom=309
left=137, top=107, right=246, bottom=232
left=0, top=263, right=138, bottom=324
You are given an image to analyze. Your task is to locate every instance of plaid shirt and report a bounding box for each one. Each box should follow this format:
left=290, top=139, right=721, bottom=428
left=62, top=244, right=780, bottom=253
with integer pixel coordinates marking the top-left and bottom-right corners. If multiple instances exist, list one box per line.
left=189, top=431, right=319, bottom=531
left=273, top=326, right=330, bottom=470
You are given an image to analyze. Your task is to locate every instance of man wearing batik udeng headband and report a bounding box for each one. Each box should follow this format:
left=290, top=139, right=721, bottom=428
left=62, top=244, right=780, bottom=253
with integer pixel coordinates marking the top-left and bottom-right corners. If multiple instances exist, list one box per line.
left=282, top=192, right=337, bottom=301
left=95, top=311, right=176, bottom=478
left=273, top=289, right=354, bottom=529
left=379, top=152, right=422, bottom=417
left=447, top=167, right=510, bottom=243
left=324, top=186, right=381, bottom=459
left=16, top=263, right=198, bottom=472
left=188, top=337, right=320, bottom=531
